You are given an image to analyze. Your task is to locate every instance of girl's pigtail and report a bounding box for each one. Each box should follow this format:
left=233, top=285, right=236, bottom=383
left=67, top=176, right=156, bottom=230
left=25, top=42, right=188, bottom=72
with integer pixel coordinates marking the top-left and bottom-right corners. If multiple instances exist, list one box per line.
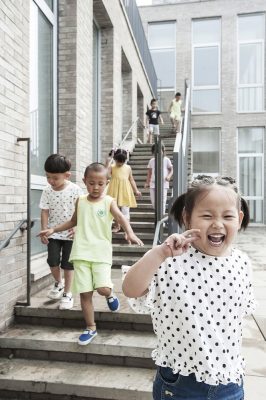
left=240, top=197, right=250, bottom=230
left=170, top=193, right=186, bottom=227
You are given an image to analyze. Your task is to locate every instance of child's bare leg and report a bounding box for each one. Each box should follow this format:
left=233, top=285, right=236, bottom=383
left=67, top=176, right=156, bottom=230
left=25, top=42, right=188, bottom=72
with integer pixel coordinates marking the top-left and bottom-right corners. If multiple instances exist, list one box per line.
left=63, top=269, right=74, bottom=293
left=50, top=266, right=62, bottom=283
left=80, top=292, right=96, bottom=329
left=97, top=287, right=112, bottom=297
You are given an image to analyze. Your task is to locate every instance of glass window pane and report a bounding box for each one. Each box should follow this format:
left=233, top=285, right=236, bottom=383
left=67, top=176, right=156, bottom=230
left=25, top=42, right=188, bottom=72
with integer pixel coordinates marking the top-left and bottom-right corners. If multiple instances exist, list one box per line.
left=239, top=157, right=262, bottom=197
left=194, top=46, right=219, bottom=86
left=148, top=22, right=175, bottom=48
left=238, top=87, right=263, bottom=112
left=239, top=43, right=262, bottom=85
left=238, top=127, right=263, bottom=153
left=246, top=199, right=263, bottom=223
left=193, top=89, right=221, bottom=112
left=192, top=129, right=220, bottom=173
left=193, top=18, right=221, bottom=44
left=238, top=14, right=265, bottom=41
left=31, top=190, right=47, bottom=255
left=151, top=49, right=175, bottom=88
left=31, top=10, right=54, bottom=176
left=44, top=0, right=53, bottom=10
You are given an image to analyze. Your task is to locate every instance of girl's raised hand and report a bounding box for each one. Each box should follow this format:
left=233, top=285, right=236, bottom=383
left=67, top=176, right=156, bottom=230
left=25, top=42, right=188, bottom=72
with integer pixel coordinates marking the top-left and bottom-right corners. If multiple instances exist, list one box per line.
left=162, top=229, right=200, bottom=257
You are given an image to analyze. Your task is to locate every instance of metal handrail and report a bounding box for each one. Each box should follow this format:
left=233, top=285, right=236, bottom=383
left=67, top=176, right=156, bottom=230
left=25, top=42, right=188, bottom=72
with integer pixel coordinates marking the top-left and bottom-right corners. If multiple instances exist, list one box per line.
left=120, top=116, right=141, bottom=148
left=0, top=219, right=28, bottom=251
left=16, top=137, right=31, bottom=306
left=153, top=216, right=168, bottom=247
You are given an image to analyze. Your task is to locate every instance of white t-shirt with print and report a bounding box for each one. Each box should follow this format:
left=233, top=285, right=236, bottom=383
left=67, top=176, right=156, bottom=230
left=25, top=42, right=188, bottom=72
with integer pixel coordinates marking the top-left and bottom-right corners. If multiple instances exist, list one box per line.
left=127, top=246, right=256, bottom=386
left=39, top=181, right=83, bottom=240
left=147, top=157, right=172, bottom=189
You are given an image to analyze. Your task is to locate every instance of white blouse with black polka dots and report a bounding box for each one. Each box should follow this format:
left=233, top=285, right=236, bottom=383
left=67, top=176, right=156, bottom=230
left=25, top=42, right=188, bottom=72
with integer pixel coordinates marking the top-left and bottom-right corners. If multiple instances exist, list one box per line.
left=128, top=246, right=256, bottom=386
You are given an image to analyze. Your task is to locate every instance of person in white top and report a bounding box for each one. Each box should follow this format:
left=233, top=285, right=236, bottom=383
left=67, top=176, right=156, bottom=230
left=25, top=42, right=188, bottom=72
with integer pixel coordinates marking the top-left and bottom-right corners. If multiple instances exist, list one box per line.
left=39, top=154, right=83, bottom=310
left=123, top=175, right=255, bottom=400
left=144, top=143, right=173, bottom=215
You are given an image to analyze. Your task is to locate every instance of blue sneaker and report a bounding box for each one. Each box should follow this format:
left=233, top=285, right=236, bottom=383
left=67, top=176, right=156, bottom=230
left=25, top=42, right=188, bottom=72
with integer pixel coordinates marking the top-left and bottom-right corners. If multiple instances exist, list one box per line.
left=78, top=329, right=97, bottom=345
left=106, top=294, right=120, bottom=312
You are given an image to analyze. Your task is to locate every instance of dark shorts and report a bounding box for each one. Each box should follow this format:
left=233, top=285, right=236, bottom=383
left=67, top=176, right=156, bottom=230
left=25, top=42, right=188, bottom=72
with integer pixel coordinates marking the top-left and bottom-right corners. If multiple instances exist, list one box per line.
left=47, top=239, right=73, bottom=270
left=153, top=367, right=244, bottom=400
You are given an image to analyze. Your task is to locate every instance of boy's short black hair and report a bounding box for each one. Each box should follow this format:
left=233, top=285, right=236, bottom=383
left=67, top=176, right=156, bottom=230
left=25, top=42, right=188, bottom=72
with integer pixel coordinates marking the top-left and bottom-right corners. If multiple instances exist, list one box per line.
left=44, top=154, right=71, bottom=173
left=84, top=162, right=107, bottom=178
left=150, top=98, right=157, bottom=105
left=175, top=92, right=181, bottom=97
left=151, top=143, right=165, bottom=155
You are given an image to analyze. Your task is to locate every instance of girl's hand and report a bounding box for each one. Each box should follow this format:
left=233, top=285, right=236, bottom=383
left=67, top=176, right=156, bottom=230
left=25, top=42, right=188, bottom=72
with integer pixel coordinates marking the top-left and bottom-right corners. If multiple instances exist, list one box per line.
left=124, top=232, right=144, bottom=246
left=135, top=190, right=142, bottom=198
left=144, top=182, right=149, bottom=188
left=165, top=176, right=170, bottom=182
left=162, top=229, right=201, bottom=258
left=37, top=228, right=54, bottom=241
left=67, top=228, right=75, bottom=239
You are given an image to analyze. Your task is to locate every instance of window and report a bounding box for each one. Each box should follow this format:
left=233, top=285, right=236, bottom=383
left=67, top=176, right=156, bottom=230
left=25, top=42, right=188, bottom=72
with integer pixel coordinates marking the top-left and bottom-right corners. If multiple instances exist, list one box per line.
left=192, top=128, right=220, bottom=175
left=148, top=22, right=176, bottom=90
left=237, top=13, right=265, bottom=112
left=30, top=0, right=57, bottom=255
left=192, top=18, right=221, bottom=113
left=238, top=127, right=264, bottom=223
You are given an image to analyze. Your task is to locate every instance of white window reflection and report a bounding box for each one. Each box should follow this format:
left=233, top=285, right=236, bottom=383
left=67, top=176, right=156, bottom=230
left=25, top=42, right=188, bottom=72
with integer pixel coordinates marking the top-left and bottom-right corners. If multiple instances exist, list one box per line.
left=192, top=128, right=220, bottom=174
left=237, top=13, right=265, bottom=112
left=238, top=127, right=264, bottom=223
left=192, top=18, right=221, bottom=113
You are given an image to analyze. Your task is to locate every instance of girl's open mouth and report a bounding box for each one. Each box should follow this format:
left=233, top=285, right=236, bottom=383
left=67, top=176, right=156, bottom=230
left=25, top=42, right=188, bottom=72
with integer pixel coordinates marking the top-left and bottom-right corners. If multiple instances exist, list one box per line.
left=207, top=234, right=225, bottom=246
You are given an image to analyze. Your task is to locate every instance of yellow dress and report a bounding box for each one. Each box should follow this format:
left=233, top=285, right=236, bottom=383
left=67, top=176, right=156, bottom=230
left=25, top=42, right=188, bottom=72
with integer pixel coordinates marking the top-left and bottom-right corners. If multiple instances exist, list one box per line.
left=107, top=164, right=137, bottom=208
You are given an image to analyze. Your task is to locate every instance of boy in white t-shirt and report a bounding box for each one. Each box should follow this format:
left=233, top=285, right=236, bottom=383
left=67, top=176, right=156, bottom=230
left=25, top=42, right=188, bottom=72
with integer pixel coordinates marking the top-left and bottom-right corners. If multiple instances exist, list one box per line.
left=39, top=154, right=83, bottom=310
left=144, top=144, right=173, bottom=214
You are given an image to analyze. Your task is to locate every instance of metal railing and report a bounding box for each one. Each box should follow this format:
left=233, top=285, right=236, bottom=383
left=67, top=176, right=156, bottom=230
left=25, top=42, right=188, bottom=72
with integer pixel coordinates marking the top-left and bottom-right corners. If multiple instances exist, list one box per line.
left=121, top=0, right=157, bottom=96
left=153, top=79, right=191, bottom=246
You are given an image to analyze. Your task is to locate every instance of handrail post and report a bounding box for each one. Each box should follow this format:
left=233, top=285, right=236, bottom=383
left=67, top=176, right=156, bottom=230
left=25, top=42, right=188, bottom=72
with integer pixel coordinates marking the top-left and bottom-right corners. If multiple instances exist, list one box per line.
left=154, top=135, right=163, bottom=243
left=17, top=137, right=31, bottom=306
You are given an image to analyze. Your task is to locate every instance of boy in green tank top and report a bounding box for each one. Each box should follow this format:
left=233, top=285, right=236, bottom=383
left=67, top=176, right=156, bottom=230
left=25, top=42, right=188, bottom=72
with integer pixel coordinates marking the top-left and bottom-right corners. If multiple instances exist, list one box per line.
left=38, top=163, right=143, bottom=345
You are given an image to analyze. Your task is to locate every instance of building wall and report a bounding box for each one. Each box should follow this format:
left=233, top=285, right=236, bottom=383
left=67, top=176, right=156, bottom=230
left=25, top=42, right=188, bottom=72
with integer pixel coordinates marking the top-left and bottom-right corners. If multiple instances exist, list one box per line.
left=0, top=0, right=30, bottom=330
left=139, top=0, right=266, bottom=179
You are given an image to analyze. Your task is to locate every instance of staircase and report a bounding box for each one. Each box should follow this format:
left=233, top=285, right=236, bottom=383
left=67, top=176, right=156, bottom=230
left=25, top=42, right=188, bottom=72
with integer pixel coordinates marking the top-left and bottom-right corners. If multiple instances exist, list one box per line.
left=0, top=132, right=176, bottom=400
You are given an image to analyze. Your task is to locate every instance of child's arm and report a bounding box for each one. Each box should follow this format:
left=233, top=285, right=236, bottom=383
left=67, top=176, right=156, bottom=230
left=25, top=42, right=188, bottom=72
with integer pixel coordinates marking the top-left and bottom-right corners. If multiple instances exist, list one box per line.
left=110, top=200, right=143, bottom=246
left=38, top=200, right=78, bottom=240
left=168, top=101, right=173, bottom=113
left=144, top=168, right=152, bottom=188
left=40, top=209, right=49, bottom=244
left=145, top=115, right=149, bottom=128
left=129, top=167, right=141, bottom=197
left=122, top=230, right=200, bottom=298
left=159, top=114, right=164, bottom=124
left=165, top=162, right=173, bottom=182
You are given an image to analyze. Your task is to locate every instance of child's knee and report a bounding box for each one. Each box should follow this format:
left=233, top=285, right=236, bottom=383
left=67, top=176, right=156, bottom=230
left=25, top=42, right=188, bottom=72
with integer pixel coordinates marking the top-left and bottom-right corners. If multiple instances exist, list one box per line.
left=96, top=287, right=111, bottom=297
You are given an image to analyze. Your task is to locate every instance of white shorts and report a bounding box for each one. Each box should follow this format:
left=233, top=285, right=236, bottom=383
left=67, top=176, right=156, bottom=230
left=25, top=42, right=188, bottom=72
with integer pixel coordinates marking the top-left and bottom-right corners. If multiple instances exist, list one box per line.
left=148, top=124, right=160, bottom=135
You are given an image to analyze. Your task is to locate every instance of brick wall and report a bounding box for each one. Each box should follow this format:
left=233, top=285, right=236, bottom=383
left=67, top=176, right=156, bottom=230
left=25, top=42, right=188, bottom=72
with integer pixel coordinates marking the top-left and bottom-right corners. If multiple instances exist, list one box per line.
left=0, top=0, right=29, bottom=330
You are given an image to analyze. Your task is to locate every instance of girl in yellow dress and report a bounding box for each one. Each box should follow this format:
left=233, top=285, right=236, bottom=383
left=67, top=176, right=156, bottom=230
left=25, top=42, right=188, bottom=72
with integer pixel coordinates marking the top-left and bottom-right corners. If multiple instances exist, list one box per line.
left=107, top=149, right=141, bottom=232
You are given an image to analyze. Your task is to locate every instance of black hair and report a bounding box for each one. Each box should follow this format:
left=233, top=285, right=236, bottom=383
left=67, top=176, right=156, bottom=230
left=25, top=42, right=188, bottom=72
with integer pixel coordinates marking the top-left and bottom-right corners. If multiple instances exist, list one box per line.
left=113, top=148, right=127, bottom=163
left=44, top=154, right=71, bottom=173
left=171, top=175, right=250, bottom=230
left=150, top=98, right=157, bottom=105
left=151, top=142, right=165, bottom=155
left=175, top=92, right=181, bottom=97
left=84, top=162, right=107, bottom=177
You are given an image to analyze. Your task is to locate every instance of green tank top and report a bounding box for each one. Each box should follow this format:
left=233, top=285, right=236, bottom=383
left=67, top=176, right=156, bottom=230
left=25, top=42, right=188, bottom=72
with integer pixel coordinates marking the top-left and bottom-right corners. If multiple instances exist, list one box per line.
left=69, top=195, right=113, bottom=264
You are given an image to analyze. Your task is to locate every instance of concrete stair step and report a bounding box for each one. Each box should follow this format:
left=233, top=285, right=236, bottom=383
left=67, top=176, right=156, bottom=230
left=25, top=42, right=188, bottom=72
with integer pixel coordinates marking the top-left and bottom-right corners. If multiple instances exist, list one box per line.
left=113, top=244, right=151, bottom=257
left=0, top=325, right=156, bottom=368
left=0, top=358, right=153, bottom=400
left=127, top=221, right=154, bottom=232
left=113, top=231, right=166, bottom=244
left=128, top=212, right=154, bottom=221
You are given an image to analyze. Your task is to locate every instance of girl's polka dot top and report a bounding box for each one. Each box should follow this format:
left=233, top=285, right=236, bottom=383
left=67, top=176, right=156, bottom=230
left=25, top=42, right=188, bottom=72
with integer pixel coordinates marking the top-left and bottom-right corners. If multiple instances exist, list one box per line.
left=128, top=246, right=256, bottom=386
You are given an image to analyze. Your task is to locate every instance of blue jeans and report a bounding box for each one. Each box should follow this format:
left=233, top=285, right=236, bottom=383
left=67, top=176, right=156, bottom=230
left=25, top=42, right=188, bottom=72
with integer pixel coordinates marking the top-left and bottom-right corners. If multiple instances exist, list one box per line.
left=153, top=367, right=244, bottom=400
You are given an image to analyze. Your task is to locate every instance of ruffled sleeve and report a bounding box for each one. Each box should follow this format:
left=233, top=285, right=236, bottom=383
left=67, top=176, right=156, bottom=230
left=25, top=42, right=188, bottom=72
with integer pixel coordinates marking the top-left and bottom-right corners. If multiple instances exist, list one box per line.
left=121, top=265, right=157, bottom=314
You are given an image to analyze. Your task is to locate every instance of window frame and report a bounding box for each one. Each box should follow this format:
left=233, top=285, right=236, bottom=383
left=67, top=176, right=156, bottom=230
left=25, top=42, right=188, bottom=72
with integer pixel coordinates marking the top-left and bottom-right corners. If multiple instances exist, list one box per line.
left=192, top=18, right=221, bottom=115
left=191, top=127, right=221, bottom=176
left=237, top=126, right=265, bottom=225
left=148, top=21, right=176, bottom=91
left=237, top=13, right=265, bottom=113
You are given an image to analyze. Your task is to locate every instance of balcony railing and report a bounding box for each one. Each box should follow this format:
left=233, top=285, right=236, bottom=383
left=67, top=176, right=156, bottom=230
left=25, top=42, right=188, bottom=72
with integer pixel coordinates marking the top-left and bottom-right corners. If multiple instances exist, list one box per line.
left=121, top=0, right=157, bottom=96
